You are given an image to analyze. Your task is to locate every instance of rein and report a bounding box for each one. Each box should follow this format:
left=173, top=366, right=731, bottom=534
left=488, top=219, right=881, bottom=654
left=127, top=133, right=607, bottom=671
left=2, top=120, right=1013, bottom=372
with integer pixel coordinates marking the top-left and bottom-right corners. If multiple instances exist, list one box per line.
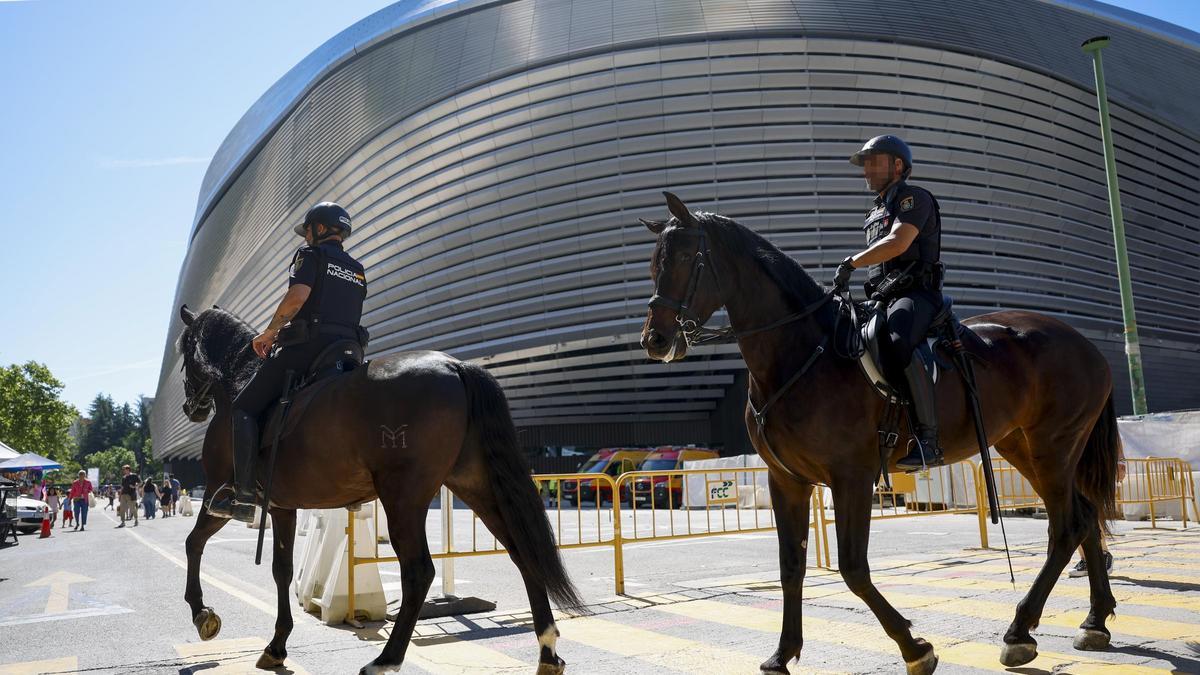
left=648, top=228, right=833, bottom=347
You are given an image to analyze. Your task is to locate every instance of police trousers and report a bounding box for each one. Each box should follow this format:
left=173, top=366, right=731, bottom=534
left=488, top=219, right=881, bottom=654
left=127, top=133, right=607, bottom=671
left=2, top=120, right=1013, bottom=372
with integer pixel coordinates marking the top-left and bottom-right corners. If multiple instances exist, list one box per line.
left=880, top=288, right=943, bottom=377
left=233, top=338, right=334, bottom=418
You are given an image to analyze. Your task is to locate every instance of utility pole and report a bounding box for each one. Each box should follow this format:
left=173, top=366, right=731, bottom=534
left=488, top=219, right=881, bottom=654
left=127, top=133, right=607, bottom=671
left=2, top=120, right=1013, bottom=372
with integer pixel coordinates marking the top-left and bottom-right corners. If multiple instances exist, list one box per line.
left=1081, top=35, right=1148, bottom=415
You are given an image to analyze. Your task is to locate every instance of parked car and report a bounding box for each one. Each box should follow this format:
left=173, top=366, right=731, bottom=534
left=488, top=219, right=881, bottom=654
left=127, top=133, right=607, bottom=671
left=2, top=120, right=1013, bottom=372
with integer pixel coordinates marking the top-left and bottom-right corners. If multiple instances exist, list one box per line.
left=630, top=446, right=720, bottom=508
left=15, top=495, right=49, bottom=534
left=560, top=449, right=650, bottom=506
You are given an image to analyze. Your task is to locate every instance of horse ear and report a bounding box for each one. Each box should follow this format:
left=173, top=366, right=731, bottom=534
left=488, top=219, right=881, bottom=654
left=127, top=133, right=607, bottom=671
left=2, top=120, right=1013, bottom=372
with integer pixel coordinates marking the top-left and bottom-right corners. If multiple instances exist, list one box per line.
left=639, top=218, right=667, bottom=235
left=663, top=191, right=694, bottom=227
left=212, top=304, right=220, bottom=310
left=180, top=305, right=196, bottom=325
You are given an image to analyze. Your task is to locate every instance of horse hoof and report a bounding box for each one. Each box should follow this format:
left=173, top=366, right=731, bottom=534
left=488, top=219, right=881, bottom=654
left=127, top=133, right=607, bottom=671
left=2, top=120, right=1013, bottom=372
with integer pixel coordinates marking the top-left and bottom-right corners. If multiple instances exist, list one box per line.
left=536, top=659, right=565, bottom=675
left=905, top=649, right=938, bottom=675
left=193, top=607, right=222, bottom=641
left=1073, top=629, right=1111, bottom=651
left=999, top=642, right=1037, bottom=667
left=759, top=664, right=789, bottom=675
left=256, top=648, right=286, bottom=670
left=357, top=663, right=398, bottom=675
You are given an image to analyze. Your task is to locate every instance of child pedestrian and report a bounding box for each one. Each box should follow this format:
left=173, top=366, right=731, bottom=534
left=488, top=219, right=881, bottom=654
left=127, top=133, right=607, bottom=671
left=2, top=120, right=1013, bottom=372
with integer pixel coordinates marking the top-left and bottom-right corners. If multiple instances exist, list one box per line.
left=46, top=487, right=61, bottom=528
left=62, top=495, right=74, bottom=529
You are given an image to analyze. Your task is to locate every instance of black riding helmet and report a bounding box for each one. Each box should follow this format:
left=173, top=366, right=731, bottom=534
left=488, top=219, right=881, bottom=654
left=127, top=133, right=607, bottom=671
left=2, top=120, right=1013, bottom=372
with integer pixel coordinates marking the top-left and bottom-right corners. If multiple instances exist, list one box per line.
left=293, top=201, right=352, bottom=239
left=849, top=135, right=912, bottom=176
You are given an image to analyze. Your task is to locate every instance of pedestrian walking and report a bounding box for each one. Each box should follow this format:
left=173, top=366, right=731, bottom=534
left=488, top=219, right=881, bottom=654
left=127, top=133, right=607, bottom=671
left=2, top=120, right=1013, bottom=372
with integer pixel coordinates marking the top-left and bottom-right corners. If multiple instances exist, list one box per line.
left=160, top=478, right=174, bottom=517
left=68, top=471, right=94, bottom=531
left=46, top=487, right=61, bottom=528
left=61, top=495, right=73, bottom=528
left=118, top=465, right=140, bottom=528
left=142, top=476, right=160, bottom=520
left=1069, top=453, right=1128, bottom=578
left=105, top=486, right=115, bottom=510
left=170, top=475, right=182, bottom=515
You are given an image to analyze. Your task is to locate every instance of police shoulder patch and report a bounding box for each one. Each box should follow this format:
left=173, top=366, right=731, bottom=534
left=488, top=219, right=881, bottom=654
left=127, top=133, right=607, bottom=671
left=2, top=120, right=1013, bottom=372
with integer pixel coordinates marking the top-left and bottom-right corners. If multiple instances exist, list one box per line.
left=900, top=195, right=915, bottom=212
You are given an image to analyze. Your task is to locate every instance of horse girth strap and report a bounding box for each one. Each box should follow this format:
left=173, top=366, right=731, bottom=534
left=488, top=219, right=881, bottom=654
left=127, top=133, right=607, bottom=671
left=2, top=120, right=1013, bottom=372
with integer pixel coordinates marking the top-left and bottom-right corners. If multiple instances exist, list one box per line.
left=748, top=335, right=829, bottom=483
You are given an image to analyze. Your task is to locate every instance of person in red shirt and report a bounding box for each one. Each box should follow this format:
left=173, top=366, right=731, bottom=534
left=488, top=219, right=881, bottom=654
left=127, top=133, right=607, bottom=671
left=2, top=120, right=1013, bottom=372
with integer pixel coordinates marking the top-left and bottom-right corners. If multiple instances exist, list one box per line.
left=68, top=471, right=94, bottom=531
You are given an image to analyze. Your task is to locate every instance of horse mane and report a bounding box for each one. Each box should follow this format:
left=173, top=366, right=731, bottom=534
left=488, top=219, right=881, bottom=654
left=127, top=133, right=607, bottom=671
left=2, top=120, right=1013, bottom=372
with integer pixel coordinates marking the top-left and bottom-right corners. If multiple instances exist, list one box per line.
left=176, top=308, right=260, bottom=392
left=694, top=211, right=827, bottom=310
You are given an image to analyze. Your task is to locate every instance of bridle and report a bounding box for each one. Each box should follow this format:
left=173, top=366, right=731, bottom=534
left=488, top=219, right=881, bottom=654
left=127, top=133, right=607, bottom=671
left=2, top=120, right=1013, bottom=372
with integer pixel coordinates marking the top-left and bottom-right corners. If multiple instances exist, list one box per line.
left=646, top=221, right=836, bottom=484
left=648, top=226, right=833, bottom=348
left=180, top=358, right=215, bottom=418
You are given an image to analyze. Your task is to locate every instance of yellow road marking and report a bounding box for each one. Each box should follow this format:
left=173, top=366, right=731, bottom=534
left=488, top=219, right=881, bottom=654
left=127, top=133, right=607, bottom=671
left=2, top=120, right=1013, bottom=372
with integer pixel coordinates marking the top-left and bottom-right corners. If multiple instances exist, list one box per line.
left=0, top=657, right=78, bottom=675
left=817, top=590, right=1196, bottom=641
left=881, top=558, right=1200, bottom=586
left=655, top=599, right=1172, bottom=673
left=558, top=615, right=768, bottom=674
left=176, top=637, right=313, bottom=674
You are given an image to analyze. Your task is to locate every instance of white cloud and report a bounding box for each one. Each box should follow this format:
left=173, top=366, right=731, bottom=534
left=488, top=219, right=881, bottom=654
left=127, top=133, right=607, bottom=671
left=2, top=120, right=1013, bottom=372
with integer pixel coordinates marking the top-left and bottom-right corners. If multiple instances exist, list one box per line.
left=98, top=156, right=211, bottom=169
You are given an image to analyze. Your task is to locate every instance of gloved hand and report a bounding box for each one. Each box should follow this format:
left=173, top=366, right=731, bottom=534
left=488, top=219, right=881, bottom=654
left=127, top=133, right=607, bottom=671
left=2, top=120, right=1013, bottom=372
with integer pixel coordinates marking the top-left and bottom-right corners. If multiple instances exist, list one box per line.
left=832, top=256, right=856, bottom=292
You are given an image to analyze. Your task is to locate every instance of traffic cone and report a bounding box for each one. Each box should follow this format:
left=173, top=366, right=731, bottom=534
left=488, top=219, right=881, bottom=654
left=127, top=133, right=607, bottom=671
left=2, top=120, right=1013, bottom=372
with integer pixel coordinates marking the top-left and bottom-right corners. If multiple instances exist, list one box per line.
left=40, top=512, right=52, bottom=538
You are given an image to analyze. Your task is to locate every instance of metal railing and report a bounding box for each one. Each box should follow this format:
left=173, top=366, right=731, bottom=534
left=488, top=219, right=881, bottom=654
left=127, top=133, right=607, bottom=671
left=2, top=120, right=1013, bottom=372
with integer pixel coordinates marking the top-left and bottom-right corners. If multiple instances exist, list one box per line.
left=341, top=456, right=1194, bottom=622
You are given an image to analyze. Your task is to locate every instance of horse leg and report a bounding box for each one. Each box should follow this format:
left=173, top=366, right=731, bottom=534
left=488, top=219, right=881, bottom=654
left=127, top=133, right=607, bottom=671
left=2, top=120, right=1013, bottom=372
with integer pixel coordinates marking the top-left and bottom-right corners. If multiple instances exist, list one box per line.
left=256, top=509, right=297, bottom=670
left=760, top=475, right=814, bottom=674
left=360, top=502, right=434, bottom=675
left=998, top=439, right=1094, bottom=662
left=452, top=484, right=567, bottom=675
left=184, top=507, right=232, bottom=640
left=832, top=478, right=937, bottom=675
left=1074, top=522, right=1116, bottom=651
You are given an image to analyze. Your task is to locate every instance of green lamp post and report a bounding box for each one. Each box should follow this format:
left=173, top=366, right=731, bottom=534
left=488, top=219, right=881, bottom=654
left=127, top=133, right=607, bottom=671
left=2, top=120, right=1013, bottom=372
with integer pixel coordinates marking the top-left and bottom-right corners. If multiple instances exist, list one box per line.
left=1081, top=35, right=1148, bottom=415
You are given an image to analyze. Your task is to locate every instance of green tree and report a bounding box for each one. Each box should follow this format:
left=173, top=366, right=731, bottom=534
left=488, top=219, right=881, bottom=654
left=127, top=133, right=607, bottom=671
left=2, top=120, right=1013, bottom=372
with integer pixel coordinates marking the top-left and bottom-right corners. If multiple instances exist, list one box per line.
left=79, top=394, right=116, bottom=458
left=0, top=361, right=78, bottom=461
left=88, top=446, right=138, bottom=485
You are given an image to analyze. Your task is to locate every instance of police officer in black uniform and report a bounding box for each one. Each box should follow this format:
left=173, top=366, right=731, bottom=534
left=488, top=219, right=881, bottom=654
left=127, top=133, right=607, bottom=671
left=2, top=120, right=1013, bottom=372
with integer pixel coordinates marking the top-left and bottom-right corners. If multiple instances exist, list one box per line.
left=832, top=135, right=945, bottom=471
left=208, top=202, right=368, bottom=521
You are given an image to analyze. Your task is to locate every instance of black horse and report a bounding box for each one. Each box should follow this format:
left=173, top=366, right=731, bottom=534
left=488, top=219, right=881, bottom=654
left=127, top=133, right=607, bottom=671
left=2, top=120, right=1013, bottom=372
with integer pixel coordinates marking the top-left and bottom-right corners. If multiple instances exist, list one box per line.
left=176, top=305, right=583, bottom=674
left=640, top=193, right=1120, bottom=674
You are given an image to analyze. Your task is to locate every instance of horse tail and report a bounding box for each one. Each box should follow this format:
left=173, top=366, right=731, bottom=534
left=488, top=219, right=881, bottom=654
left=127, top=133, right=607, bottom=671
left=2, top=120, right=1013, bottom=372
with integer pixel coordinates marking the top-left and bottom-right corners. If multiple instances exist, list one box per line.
left=1075, top=392, right=1121, bottom=535
left=452, top=360, right=586, bottom=614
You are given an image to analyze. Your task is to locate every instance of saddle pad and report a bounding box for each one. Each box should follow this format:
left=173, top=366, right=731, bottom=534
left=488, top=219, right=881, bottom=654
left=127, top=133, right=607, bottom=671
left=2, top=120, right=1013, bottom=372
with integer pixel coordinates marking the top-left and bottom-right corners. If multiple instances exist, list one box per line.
left=258, top=375, right=341, bottom=449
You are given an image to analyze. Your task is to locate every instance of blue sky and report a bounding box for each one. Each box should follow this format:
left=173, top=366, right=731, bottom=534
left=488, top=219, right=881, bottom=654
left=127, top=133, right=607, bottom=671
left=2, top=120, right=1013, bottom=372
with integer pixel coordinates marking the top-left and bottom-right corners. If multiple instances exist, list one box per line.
left=0, top=0, right=1197, bottom=415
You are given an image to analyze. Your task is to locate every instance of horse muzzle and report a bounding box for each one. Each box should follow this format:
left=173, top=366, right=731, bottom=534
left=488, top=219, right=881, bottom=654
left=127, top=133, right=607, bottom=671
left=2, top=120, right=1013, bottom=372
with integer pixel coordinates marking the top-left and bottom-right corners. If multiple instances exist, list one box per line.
left=641, top=327, right=687, bottom=362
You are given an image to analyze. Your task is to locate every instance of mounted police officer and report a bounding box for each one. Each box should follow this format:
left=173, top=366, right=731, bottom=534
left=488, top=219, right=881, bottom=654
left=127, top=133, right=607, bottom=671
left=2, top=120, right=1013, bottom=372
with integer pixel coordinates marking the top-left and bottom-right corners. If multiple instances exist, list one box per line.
left=832, top=135, right=945, bottom=471
left=208, top=202, right=368, bottom=521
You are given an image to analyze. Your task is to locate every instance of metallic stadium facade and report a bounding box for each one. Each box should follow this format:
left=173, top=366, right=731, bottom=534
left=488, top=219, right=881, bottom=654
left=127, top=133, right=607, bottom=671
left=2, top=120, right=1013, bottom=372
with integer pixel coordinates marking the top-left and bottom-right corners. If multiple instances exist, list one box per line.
left=153, top=0, right=1200, bottom=462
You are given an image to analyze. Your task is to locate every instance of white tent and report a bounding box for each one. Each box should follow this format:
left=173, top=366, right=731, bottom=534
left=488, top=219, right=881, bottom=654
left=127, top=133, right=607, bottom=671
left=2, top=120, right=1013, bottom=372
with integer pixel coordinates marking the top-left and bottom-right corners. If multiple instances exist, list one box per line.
left=0, top=440, right=20, bottom=461
left=1118, top=410, right=1200, bottom=469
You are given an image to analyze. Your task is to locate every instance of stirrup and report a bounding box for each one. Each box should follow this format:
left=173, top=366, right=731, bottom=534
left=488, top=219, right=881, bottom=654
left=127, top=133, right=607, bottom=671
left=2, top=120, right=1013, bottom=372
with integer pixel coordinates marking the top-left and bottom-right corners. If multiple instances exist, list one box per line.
left=206, top=485, right=236, bottom=519
left=896, top=437, right=944, bottom=473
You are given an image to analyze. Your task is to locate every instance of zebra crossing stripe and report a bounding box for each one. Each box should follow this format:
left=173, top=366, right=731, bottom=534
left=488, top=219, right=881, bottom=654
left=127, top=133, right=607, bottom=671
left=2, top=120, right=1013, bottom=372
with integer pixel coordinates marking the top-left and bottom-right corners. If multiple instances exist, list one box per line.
left=653, top=598, right=1173, bottom=673
left=557, top=615, right=772, bottom=674
left=0, top=657, right=78, bottom=675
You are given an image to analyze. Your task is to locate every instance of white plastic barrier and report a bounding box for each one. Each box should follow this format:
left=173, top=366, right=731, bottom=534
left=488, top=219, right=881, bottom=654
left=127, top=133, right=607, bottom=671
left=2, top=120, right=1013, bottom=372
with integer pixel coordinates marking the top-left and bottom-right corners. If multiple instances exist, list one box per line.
left=1120, top=470, right=1200, bottom=523
left=295, top=510, right=335, bottom=612
left=301, top=505, right=386, bottom=625
left=179, top=493, right=194, bottom=516
left=682, top=455, right=746, bottom=508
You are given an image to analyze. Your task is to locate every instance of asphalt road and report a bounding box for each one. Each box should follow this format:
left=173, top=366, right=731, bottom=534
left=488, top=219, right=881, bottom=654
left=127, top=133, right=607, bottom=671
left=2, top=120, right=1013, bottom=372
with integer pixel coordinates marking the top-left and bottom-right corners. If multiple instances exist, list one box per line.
left=1, top=499, right=1197, bottom=674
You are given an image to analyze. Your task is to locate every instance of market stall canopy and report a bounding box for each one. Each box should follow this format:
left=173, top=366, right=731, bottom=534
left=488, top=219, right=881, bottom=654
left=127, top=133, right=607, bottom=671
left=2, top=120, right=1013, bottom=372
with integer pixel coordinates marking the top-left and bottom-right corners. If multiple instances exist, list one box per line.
left=0, top=440, right=20, bottom=461
left=0, top=453, right=63, bottom=471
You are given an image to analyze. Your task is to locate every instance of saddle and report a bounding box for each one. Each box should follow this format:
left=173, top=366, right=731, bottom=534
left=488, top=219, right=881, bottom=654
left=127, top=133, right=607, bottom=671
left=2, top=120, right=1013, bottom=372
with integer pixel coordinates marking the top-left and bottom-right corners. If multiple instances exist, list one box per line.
left=857, top=294, right=965, bottom=402
left=258, top=339, right=365, bottom=448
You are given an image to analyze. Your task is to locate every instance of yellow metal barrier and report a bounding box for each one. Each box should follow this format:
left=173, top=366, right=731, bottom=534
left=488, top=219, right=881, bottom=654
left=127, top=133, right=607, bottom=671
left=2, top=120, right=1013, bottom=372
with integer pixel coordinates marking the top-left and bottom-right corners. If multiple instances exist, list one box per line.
left=612, top=467, right=827, bottom=593
left=1117, top=457, right=1194, bottom=528
left=343, top=456, right=1194, bottom=620
left=812, top=460, right=983, bottom=561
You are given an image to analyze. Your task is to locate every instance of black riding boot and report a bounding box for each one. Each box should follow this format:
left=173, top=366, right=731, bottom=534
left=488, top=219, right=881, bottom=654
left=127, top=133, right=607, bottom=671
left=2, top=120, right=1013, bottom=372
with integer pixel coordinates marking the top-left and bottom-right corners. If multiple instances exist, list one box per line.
left=896, top=357, right=945, bottom=471
left=208, top=411, right=259, bottom=523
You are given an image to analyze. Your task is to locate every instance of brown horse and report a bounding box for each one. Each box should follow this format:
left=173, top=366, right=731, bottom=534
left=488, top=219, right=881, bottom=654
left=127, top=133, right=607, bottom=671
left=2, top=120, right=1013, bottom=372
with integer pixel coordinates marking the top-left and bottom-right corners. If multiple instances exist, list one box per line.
left=176, top=305, right=583, bottom=674
left=639, top=193, right=1121, bottom=675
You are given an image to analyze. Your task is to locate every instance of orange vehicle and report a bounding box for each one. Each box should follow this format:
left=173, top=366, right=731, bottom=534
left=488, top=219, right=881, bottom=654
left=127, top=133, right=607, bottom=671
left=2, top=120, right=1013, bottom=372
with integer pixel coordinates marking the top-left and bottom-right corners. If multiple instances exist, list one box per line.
left=629, top=446, right=719, bottom=508
left=560, top=448, right=649, bottom=506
